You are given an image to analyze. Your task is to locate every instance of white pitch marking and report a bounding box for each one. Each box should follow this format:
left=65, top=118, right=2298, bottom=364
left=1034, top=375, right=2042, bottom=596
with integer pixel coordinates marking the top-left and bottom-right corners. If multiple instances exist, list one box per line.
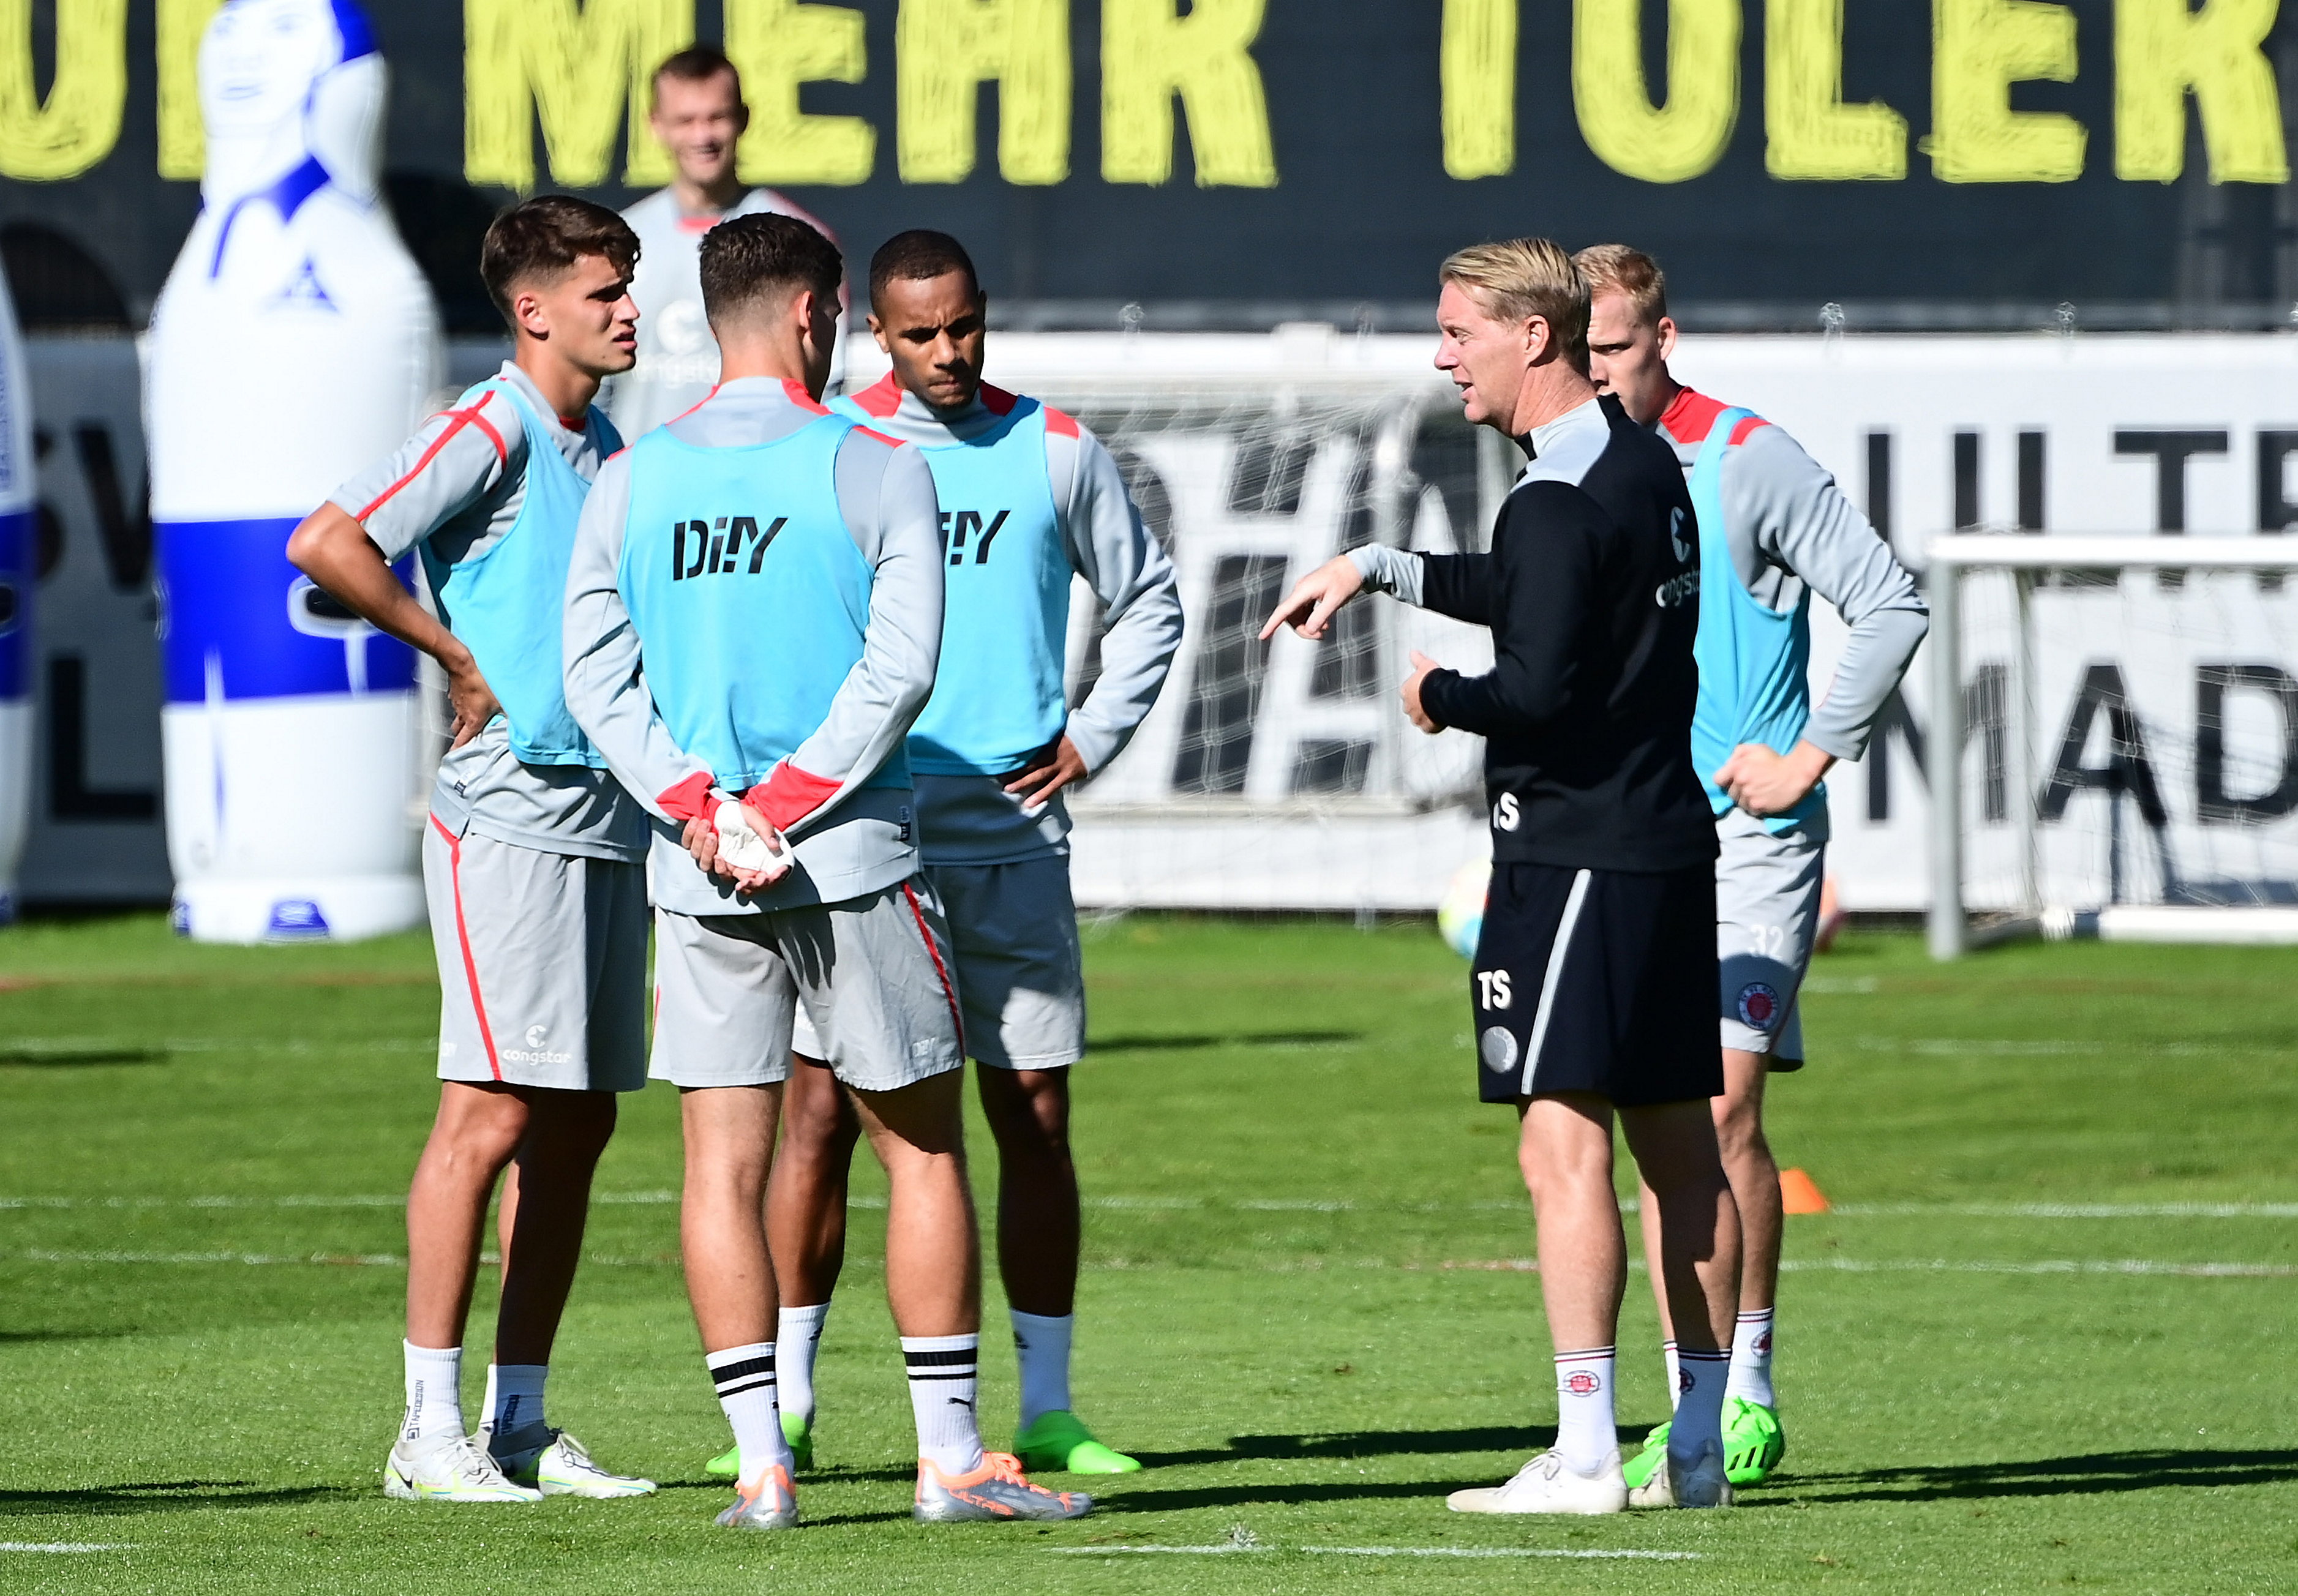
left=0, top=1543, right=132, bottom=1553
left=1779, top=1258, right=2294, bottom=1278
left=1049, top=1545, right=1700, bottom=1560
left=1828, top=1202, right=2298, bottom=1219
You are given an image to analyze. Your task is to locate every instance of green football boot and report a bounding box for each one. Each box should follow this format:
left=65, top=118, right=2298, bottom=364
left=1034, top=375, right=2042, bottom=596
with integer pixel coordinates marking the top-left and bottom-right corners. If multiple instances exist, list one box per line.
left=1621, top=1420, right=1670, bottom=1491
left=1623, top=1401, right=1784, bottom=1491
left=1012, top=1410, right=1141, bottom=1475
left=1721, top=1397, right=1784, bottom=1485
left=705, top=1412, right=814, bottom=1479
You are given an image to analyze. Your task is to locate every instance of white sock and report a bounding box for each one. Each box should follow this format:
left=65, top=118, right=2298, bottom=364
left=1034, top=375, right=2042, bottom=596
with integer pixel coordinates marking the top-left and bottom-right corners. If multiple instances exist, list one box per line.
left=402, top=1342, right=464, bottom=1443
left=707, top=1343, right=794, bottom=1481
left=1725, top=1308, right=1775, bottom=1407
left=1670, top=1347, right=1731, bottom=1464
left=1010, top=1309, right=1075, bottom=1429
left=903, top=1334, right=986, bottom=1477
left=481, top=1363, right=547, bottom=1439
left=777, top=1302, right=831, bottom=1425
left=1552, top=1346, right=1617, bottom=1475
left=1662, top=1340, right=1681, bottom=1413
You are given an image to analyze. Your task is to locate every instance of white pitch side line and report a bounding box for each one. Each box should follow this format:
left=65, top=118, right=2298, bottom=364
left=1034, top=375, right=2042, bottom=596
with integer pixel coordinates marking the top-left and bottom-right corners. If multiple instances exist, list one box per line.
left=0, top=1543, right=132, bottom=1553
left=1828, top=1202, right=2298, bottom=1219
left=1050, top=1546, right=1700, bottom=1560
left=1778, top=1258, right=2295, bottom=1278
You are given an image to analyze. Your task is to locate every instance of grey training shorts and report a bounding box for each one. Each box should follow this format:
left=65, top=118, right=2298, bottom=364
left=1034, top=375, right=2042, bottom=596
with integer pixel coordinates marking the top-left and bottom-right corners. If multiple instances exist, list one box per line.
left=422, top=817, right=650, bottom=1093
left=651, top=875, right=966, bottom=1094
left=1714, top=806, right=1826, bottom=1067
left=791, top=855, right=1086, bottom=1072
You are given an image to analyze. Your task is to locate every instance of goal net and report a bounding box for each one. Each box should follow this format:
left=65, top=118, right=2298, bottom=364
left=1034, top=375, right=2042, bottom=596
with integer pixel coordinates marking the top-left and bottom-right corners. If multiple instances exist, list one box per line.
left=985, top=332, right=1506, bottom=913
left=1926, top=536, right=2298, bottom=953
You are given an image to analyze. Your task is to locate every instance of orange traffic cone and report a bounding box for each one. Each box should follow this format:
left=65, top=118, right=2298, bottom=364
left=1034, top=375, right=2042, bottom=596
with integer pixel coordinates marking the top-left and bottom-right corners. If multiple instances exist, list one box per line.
left=1779, top=1167, right=1830, bottom=1215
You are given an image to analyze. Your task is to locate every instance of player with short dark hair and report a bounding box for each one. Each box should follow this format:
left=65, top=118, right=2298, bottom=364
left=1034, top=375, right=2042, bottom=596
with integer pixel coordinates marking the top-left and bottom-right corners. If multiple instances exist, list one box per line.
left=288, top=195, right=655, bottom=1504
left=729, top=228, right=1181, bottom=1483
left=562, top=212, right=1091, bottom=1531
left=606, top=45, right=846, bottom=435
left=1575, top=242, right=1927, bottom=1491
left=1264, top=236, right=1743, bottom=1515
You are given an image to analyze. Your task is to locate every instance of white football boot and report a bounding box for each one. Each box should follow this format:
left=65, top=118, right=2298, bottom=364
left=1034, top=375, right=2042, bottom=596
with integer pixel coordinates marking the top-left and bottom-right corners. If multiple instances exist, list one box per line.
left=1628, top=1436, right=1735, bottom=1509
left=384, top=1432, right=543, bottom=1503
left=1446, top=1448, right=1629, bottom=1515
left=489, top=1423, right=657, bottom=1498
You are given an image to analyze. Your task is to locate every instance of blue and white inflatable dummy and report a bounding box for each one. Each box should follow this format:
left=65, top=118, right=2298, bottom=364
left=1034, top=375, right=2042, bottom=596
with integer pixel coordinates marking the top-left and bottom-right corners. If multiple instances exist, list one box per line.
left=0, top=266, right=32, bottom=925
left=148, top=0, right=440, bottom=942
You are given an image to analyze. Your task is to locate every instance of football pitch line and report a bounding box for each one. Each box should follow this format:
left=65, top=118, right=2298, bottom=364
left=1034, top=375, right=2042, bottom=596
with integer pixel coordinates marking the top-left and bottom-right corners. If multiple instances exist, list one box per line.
left=1051, top=1545, right=1701, bottom=1560
left=6, top=1192, right=2297, bottom=1218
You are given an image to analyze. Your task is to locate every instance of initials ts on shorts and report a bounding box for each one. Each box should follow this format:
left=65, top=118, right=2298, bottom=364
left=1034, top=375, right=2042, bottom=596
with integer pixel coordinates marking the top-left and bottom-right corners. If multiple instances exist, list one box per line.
left=1471, top=860, right=1719, bottom=1107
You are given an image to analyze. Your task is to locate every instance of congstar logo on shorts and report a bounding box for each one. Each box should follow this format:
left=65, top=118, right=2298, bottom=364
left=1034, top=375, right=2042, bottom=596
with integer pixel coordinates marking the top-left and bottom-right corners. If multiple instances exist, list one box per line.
left=500, top=1024, right=574, bottom=1067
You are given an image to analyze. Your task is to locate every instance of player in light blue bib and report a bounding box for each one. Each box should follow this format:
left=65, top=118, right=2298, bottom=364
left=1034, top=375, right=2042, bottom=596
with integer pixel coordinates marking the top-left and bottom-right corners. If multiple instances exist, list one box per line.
left=752, top=231, right=1183, bottom=1482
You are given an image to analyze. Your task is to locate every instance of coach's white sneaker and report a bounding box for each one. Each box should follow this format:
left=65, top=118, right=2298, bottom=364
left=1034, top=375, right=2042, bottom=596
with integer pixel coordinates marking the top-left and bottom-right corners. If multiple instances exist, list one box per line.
left=1446, top=1448, right=1628, bottom=1515
left=489, top=1423, right=657, bottom=1498
left=384, top=1433, right=543, bottom=1503
left=1628, top=1437, right=1735, bottom=1509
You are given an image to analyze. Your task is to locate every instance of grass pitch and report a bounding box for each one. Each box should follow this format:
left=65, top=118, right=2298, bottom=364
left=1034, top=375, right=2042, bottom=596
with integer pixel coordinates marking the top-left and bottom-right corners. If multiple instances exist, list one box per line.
left=1, top=913, right=2293, bottom=1593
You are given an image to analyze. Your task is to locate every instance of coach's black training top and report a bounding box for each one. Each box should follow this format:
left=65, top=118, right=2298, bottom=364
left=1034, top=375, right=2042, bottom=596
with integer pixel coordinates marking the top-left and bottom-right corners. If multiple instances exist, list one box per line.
left=1350, top=394, right=1716, bottom=873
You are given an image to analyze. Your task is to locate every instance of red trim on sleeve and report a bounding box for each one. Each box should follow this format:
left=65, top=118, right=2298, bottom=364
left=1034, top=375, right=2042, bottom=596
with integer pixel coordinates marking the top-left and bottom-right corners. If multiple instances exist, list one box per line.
left=980, top=383, right=1018, bottom=417
left=354, top=404, right=506, bottom=522
left=665, top=385, right=721, bottom=429
left=853, top=425, right=904, bottom=449
left=782, top=380, right=832, bottom=416
left=1657, top=387, right=1724, bottom=447
left=851, top=374, right=904, bottom=418
left=1043, top=405, right=1080, bottom=439
left=1728, top=414, right=1770, bottom=446
left=743, top=761, right=841, bottom=834
left=656, top=771, right=717, bottom=824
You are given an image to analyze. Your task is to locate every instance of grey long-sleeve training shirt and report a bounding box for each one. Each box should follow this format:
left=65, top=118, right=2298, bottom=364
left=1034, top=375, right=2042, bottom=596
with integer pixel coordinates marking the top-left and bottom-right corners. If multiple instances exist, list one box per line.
left=838, top=373, right=1185, bottom=864
left=561, top=376, right=945, bottom=916
left=1655, top=386, right=1928, bottom=766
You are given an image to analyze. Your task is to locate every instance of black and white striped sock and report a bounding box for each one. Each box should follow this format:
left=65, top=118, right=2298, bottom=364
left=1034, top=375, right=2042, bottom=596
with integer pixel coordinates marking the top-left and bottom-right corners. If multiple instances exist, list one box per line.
left=706, top=1341, right=792, bottom=1481
left=901, top=1334, right=985, bottom=1476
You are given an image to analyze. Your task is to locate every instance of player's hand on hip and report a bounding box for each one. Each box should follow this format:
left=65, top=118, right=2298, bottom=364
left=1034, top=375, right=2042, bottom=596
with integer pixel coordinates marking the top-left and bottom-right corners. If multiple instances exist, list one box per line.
left=441, top=653, right=501, bottom=749
left=1402, top=650, right=1445, bottom=733
left=1716, top=740, right=1834, bottom=818
left=1260, top=555, right=1364, bottom=642
left=1004, top=735, right=1089, bottom=813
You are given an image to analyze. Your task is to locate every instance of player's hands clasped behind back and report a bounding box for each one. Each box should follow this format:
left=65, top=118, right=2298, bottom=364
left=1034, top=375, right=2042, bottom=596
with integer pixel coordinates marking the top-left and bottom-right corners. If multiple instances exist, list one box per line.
left=1260, top=554, right=1365, bottom=642
left=682, top=801, right=794, bottom=895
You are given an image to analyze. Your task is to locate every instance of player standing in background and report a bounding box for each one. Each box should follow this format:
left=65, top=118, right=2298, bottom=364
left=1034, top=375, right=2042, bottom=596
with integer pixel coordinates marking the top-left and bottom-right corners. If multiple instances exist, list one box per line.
left=287, top=197, right=656, bottom=1504
left=1574, top=244, right=1928, bottom=1491
left=1263, top=239, right=1741, bottom=1515
left=561, top=214, right=1090, bottom=1530
left=603, top=45, right=844, bottom=436
left=732, top=230, right=1181, bottom=1483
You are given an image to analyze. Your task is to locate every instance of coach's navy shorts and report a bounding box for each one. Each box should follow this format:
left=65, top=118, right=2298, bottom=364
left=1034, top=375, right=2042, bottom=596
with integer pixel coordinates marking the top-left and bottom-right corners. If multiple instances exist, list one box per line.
left=1471, top=861, right=1719, bottom=1107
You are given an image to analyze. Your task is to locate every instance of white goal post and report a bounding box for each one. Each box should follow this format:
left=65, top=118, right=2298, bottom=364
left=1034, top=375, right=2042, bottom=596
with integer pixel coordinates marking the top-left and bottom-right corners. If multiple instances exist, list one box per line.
left=1926, top=536, right=2298, bottom=958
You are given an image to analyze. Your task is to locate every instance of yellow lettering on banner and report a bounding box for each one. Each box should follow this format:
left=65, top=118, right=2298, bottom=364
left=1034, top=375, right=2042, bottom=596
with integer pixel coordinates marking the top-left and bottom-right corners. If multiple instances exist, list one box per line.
left=1927, top=0, right=2085, bottom=182
left=897, top=0, right=1068, bottom=184
left=1102, top=0, right=1277, bottom=187
left=2115, top=0, right=2287, bottom=184
left=0, top=0, right=126, bottom=181
left=726, top=0, right=874, bottom=185
left=1765, top=0, right=1905, bottom=179
left=1442, top=0, right=1516, bottom=179
left=156, top=0, right=225, bottom=181
left=1572, top=0, right=1740, bottom=184
left=465, top=0, right=693, bottom=191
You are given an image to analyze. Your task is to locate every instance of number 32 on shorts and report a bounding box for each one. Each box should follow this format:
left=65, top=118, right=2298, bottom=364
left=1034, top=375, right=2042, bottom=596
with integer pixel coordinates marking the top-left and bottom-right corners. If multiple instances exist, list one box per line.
left=1476, top=968, right=1514, bottom=1010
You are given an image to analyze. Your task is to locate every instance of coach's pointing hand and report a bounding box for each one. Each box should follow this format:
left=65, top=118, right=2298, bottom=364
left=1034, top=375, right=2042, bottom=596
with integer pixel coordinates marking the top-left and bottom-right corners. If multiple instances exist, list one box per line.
left=1716, top=739, right=1835, bottom=819
left=1261, top=555, right=1364, bottom=642
left=1402, top=651, right=1446, bottom=734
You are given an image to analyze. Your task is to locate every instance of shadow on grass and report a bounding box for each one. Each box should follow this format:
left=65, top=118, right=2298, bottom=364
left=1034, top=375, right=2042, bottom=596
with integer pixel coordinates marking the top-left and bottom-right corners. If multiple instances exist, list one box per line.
left=0, top=1480, right=347, bottom=1516
left=1089, top=1030, right=1364, bottom=1053
left=1130, top=1425, right=1555, bottom=1470
left=0, top=1048, right=167, bottom=1066
left=1770, top=1448, right=2298, bottom=1504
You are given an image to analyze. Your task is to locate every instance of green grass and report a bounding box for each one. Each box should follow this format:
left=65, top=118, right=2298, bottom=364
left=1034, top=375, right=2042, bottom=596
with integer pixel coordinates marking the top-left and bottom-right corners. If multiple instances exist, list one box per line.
left=1, top=914, right=2293, bottom=1593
